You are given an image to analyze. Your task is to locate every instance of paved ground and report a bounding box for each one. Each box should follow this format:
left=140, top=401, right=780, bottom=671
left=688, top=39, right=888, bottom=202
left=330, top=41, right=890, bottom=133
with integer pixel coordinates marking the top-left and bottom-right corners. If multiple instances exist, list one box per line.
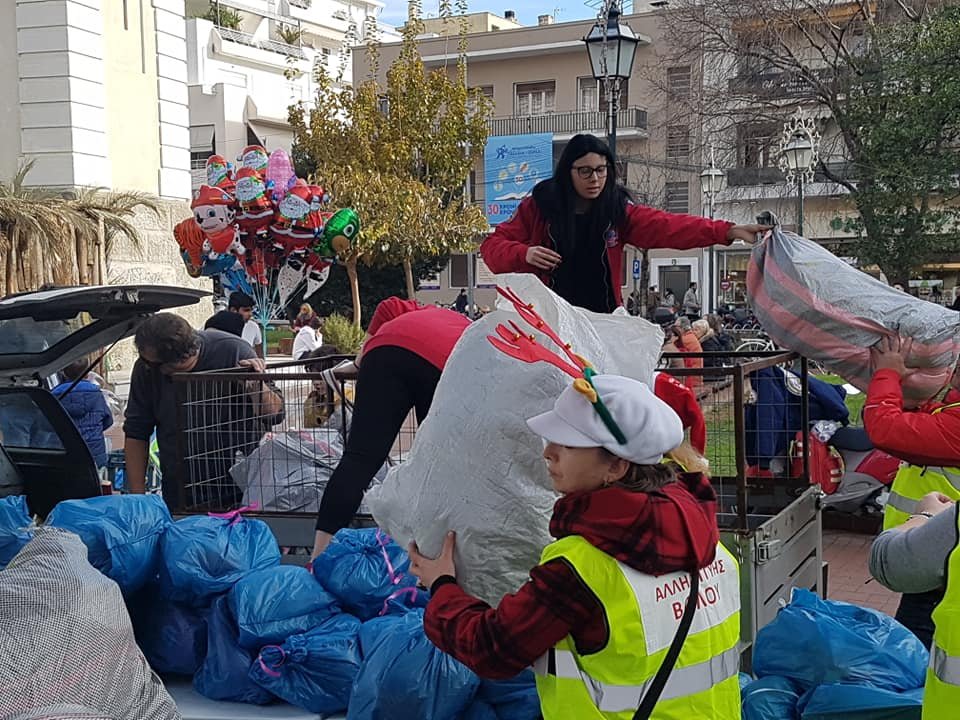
left=822, top=528, right=900, bottom=616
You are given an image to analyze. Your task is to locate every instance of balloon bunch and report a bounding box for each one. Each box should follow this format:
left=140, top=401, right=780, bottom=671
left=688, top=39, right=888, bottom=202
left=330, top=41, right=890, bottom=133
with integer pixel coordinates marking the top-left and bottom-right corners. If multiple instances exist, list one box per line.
left=174, top=146, right=360, bottom=316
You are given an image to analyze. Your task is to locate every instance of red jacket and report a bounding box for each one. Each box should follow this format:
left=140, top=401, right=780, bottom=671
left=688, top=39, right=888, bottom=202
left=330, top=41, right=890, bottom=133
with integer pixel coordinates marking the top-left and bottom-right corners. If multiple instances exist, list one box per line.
left=864, top=368, right=960, bottom=467
left=363, top=297, right=470, bottom=371
left=423, top=473, right=720, bottom=680
left=654, top=372, right=706, bottom=453
left=479, top=196, right=734, bottom=307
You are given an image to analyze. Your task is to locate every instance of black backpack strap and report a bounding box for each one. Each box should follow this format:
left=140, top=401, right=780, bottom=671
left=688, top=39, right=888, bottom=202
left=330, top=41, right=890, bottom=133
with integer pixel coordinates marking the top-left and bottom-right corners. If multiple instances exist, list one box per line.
left=632, top=568, right=701, bottom=720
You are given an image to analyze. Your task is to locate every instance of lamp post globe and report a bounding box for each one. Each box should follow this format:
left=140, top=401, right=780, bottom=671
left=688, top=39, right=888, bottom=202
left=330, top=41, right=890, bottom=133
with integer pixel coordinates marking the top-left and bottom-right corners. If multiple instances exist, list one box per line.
left=583, top=3, right=639, bottom=160
left=783, top=133, right=814, bottom=173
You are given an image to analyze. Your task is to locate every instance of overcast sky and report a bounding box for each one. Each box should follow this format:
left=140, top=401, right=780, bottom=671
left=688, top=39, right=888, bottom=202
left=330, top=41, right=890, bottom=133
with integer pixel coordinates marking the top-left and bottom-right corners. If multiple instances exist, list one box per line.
left=377, top=1, right=603, bottom=28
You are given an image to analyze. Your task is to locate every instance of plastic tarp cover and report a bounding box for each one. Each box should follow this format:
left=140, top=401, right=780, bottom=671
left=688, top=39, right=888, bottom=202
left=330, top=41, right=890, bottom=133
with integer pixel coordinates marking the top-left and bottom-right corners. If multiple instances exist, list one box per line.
left=349, top=610, right=480, bottom=720
left=311, top=528, right=417, bottom=620
left=158, top=514, right=280, bottom=606
left=0, top=527, right=181, bottom=720
left=229, top=565, right=340, bottom=649
left=748, top=228, right=960, bottom=406
left=230, top=429, right=386, bottom=514
left=249, top=614, right=362, bottom=714
left=0, top=494, right=32, bottom=569
left=45, top=494, right=171, bottom=595
left=753, top=589, right=928, bottom=692
left=800, top=684, right=924, bottom=720
left=366, top=273, right=663, bottom=603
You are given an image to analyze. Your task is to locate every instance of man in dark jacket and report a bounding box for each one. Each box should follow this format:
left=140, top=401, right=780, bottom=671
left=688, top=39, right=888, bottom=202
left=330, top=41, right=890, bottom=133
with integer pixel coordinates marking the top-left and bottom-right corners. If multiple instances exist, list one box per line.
left=123, top=313, right=284, bottom=510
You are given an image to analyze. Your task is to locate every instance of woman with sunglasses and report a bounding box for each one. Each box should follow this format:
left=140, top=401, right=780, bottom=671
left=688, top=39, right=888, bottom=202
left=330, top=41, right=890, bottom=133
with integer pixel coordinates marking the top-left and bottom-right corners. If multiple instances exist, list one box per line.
left=480, top=133, right=767, bottom=313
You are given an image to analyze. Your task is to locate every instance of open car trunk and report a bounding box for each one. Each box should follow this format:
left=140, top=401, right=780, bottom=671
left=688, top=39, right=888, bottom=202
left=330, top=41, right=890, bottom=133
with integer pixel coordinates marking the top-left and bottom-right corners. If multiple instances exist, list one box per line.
left=0, top=284, right=209, bottom=516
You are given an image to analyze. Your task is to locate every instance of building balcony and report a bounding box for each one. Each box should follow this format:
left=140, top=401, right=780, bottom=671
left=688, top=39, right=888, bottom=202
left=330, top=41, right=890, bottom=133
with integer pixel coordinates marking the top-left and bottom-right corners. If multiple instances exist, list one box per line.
left=488, top=107, right=647, bottom=139
left=214, top=25, right=309, bottom=63
left=727, top=162, right=857, bottom=188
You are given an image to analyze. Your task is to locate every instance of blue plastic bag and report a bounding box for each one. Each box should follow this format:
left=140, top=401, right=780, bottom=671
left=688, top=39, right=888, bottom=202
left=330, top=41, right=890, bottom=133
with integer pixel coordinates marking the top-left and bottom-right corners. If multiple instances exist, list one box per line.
left=800, top=684, right=924, bottom=719
left=0, top=495, right=32, bottom=569
left=249, top=613, right=362, bottom=713
left=476, top=670, right=540, bottom=720
left=130, top=585, right=208, bottom=676
left=311, top=528, right=417, bottom=620
left=194, top=595, right=274, bottom=705
left=159, top=512, right=280, bottom=606
left=349, top=610, right=480, bottom=720
left=46, top=494, right=171, bottom=594
left=460, top=701, right=499, bottom=720
left=742, top=676, right=802, bottom=720
left=753, top=589, right=928, bottom=692
left=229, top=565, right=340, bottom=649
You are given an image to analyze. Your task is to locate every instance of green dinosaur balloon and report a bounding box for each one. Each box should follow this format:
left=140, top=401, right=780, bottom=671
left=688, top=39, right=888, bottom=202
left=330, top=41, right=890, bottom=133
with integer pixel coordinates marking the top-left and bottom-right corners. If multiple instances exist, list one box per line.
left=314, top=208, right=360, bottom=258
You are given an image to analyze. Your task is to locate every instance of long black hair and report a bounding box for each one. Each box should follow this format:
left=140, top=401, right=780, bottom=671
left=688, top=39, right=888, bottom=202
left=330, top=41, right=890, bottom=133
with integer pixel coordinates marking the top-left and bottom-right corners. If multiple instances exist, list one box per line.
left=531, top=133, right=632, bottom=258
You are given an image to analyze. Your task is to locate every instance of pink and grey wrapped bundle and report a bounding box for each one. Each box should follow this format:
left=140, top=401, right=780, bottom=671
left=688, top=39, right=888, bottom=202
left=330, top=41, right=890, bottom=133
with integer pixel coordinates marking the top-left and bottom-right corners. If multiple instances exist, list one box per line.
left=747, top=228, right=960, bottom=407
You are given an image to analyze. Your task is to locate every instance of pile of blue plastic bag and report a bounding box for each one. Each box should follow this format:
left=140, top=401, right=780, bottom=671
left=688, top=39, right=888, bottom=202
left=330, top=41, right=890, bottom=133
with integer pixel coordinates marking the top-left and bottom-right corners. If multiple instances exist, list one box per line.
left=742, top=589, right=928, bottom=720
left=3, top=495, right=540, bottom=720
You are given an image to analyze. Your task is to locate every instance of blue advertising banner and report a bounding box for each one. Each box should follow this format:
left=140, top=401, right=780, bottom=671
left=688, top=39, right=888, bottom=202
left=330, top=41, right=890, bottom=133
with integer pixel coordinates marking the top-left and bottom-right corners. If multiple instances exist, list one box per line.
left=483, top=133, right=553, bottom=225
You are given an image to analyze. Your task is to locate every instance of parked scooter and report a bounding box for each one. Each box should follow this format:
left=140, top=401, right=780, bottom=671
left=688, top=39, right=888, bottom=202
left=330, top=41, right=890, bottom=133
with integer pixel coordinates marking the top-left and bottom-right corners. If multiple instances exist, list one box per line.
left=790, top=420, right=901, bottom=515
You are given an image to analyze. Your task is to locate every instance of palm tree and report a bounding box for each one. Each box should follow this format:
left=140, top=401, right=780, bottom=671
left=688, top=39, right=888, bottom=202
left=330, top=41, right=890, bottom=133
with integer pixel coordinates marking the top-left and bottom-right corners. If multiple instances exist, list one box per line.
left=0, top=161, right=158, bottom=295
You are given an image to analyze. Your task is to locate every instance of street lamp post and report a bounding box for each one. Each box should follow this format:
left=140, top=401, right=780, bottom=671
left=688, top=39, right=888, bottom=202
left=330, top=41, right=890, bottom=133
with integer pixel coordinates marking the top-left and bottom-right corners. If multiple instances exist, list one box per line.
left=583, top=2, right=639, bottom=161
left=699, top=145, right=726, bottom=313
left=779, top=110, right=820, bottom=237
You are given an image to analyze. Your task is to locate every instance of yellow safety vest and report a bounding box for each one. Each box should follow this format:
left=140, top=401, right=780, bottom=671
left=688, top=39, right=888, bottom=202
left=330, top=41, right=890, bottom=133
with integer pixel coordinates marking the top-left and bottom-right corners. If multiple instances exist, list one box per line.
left=924, top=508, right=960, bottom=718
left=533, top=535, right=741, bottom=720
left=883, top=403, right=960, bottom=531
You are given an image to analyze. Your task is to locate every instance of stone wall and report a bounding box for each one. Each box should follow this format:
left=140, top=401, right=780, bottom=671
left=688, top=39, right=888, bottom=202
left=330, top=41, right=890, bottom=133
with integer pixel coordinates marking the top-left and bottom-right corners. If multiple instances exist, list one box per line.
left=105, top=198, right=214, bottom=372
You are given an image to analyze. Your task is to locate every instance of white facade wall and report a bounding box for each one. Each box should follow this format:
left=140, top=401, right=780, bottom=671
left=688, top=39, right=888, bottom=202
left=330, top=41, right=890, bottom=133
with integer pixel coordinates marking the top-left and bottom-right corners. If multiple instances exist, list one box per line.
left=185, top=0, right=396, bottom=188
left=15, top=0, right=110, bottom=187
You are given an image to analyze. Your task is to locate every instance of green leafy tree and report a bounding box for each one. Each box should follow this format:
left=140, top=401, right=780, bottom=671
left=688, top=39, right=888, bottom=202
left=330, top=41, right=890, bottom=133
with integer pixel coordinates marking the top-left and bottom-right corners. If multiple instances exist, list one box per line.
left=289, top=0, right=492, bottom=326
left=663, top=1, right=960, bottom=283
left=841, top=9, right=960, bottom=283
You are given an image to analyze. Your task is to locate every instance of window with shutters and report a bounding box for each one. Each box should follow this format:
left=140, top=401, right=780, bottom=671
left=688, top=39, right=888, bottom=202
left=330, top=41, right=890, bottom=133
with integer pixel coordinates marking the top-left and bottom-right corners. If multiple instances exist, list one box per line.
left=515, top=81, right=556, bottom=116
left=666, top=66, right=691, bottom=99
left=665, top=182, right=689, bottom=213
left=666, top=125, right=690, bottom=162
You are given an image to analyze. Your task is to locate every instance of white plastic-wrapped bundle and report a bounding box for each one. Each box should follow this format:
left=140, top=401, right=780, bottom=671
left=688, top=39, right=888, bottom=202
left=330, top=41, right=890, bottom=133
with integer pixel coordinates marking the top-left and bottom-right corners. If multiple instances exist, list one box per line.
left=366, top=274, right=663, bottom=604
left=0, top=527, right=181, bottom=719
left=748, top=228, right=960, bottom=406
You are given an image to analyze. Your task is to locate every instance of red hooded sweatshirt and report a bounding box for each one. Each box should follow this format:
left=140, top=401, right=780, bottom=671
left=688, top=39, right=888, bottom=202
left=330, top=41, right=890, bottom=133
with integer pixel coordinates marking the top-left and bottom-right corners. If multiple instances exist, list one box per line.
left=424, top=473, right=720, bottom=680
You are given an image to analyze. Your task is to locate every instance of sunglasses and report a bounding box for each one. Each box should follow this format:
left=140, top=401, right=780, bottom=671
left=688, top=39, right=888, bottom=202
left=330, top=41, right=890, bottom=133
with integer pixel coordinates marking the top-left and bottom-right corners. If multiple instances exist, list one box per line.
left=139, top=354, right=190, bottom=371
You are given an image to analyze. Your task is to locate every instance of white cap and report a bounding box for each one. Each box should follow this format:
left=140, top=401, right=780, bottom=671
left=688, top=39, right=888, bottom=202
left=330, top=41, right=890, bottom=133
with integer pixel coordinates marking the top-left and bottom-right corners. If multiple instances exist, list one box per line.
left=526, top=375, right=684, bottom=465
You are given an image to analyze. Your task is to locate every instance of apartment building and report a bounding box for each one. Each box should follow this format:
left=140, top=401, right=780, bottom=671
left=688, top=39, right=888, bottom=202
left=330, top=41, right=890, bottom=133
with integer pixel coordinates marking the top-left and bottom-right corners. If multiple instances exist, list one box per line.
left=184, top=0, right=398, bottom=188
left=353, top=8, right=716, bottom=310
left=1, top=0, right=192, bottom=198
left=706, top=3, right=959, bottom=302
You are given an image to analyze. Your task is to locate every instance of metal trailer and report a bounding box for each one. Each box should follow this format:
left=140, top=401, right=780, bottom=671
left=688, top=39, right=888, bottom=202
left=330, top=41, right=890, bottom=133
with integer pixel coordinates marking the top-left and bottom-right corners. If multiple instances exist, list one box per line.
left=170, top=349, right=822, bottom=660
left=661, top=349, right=822, bottom=665
left=170, top=355, right=415, bottom=559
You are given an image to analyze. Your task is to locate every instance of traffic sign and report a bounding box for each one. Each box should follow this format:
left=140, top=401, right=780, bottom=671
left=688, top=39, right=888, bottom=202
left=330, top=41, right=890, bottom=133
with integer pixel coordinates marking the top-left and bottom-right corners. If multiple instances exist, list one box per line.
left=632, top=258, right=641, bottom=279
left=720, top=279, right=732, bottom=291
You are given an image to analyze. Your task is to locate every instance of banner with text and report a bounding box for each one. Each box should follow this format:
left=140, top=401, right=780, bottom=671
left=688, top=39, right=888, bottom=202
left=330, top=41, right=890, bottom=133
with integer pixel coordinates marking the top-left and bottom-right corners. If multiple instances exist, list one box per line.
left=483, top=133, right=554, bottom=225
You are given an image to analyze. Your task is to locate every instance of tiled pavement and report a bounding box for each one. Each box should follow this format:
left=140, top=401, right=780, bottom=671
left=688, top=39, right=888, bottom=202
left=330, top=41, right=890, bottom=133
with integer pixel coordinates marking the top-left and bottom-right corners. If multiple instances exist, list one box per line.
left=822, top=528, right=900, bottom=616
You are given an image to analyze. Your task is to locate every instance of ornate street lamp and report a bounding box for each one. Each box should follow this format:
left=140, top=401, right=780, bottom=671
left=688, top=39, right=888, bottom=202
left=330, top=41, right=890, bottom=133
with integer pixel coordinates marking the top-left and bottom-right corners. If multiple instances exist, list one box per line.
left=699, top=145, right=727, bottom=312
left=779, top=109, right=820, bottom=236
left=583, top=2, right=639, bottom=160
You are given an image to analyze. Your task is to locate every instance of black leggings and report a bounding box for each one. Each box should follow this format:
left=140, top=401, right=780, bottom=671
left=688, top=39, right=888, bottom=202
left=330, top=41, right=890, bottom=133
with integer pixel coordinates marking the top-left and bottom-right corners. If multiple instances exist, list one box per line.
left=315, top=345, right=441, bottom=533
